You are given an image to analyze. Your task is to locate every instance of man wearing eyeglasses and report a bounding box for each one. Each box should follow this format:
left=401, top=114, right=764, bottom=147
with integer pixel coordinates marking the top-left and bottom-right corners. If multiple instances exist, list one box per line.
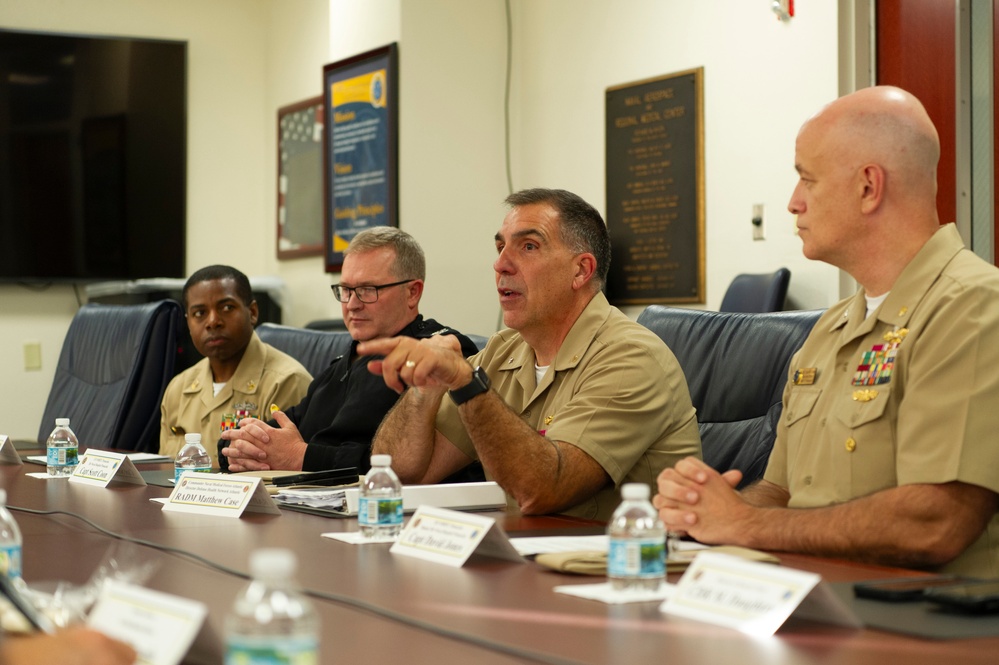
left=360, top=189, right=701, bottom=520
left=220, top=227, right=478, bottom=474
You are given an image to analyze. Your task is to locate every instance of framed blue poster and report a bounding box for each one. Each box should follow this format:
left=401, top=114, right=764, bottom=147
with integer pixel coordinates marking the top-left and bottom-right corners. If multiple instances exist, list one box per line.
left=322, top=43, right=398, bottom=272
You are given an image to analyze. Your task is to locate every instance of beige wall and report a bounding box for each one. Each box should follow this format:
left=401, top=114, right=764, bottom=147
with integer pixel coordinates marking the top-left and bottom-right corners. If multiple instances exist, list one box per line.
left=0, top=0, right=840, bottom=440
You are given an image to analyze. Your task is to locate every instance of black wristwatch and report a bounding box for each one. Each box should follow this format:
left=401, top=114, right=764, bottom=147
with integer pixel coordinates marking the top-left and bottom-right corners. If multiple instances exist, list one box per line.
left=449, top=365, right=490, bottom=406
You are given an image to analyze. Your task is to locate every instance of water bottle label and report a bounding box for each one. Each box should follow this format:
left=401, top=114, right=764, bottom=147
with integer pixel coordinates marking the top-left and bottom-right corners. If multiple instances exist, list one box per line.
left=608, top=537, right=665, bottom=578
left=46, top=446, right=78, bottom=467
left=358, top=496, right=403, bottom=527
left=0, top=544, right=22, bottom=579
left=174, top=466, right=213, bottom=484
left=224, top=635, right=318, bottom=665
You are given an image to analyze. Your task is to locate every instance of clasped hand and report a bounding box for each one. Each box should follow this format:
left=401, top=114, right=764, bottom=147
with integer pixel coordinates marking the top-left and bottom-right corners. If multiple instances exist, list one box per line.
left=653, top=456, right=747, bottom=544
left=219, top=410, right=307, bottom=472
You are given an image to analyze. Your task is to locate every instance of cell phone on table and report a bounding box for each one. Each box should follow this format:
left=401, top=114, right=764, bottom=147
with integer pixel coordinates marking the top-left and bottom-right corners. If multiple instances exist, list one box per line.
left=924, top=580, right=999, bottom=614
left=853, top=575, right=965, bottom=602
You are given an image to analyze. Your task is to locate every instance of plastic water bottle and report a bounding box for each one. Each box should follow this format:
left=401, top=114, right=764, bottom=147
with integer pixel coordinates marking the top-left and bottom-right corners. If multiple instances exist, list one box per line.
left=358, top=454, right=403, bottom=539
left=607, top=483, right=666, bottom=592
left=45, top=418, right=79, bottom=477
left=0, top=490, right=22, bottom=582
left=225, top=548, right=318, bottom=665
left=174, top=433, right=212, bottom=484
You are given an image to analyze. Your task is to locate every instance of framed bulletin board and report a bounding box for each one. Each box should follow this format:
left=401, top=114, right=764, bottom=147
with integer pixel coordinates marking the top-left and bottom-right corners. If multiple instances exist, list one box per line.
left=322, top=44, right=399, bottom=272
left=277, top=96, right=324, bottom=259
left=604, top=67, right=705, bottom=305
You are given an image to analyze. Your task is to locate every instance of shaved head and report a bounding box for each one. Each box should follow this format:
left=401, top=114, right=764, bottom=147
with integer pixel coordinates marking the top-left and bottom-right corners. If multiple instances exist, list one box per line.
left=788, top=86, right=944, bottom=293
left=799, top=86, right=940, bottom=200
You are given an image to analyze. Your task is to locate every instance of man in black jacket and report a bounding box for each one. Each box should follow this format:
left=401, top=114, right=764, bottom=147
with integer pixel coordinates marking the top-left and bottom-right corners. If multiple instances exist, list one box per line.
left=219, top=227, right=477, bottom=474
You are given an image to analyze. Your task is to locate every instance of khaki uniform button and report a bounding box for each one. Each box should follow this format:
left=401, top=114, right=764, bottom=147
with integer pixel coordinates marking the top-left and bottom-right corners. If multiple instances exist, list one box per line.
left=845, top=437, right=857, bottom=452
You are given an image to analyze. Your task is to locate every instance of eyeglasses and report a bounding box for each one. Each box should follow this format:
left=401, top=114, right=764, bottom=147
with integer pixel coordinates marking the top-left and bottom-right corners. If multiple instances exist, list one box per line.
left=330, top=279, right=414, bottom=303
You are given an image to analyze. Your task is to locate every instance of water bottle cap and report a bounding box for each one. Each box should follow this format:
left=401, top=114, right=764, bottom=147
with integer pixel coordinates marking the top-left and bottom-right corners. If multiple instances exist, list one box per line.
left=249, top=548, right=296, bottom=578
left=620, top=483, right=650, bottom=501
left=370, top=454, right=392, bottom=467
left=55, top=418, right=70, bottom=427
left=184, top=433, right=202, bottom=445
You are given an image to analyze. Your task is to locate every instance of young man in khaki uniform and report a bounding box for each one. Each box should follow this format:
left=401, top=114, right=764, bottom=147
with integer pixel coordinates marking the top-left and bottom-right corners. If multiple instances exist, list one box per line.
left=655, top=86, right=999, bottom=578
left=159, top=265, right=312, bottom=466
left=361, top=189, right=701, bottom=521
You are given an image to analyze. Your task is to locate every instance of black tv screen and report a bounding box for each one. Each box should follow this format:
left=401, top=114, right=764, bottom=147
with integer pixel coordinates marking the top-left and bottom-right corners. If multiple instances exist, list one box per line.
left=0, top=29, right=186, bottom=283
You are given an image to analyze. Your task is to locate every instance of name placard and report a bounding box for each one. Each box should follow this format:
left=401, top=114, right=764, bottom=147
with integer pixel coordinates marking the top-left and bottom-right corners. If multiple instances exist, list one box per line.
left=390, top=505, right=523, bottom=567
left=0, top=436, right=22, bottom=465
left=660, top=551, right=861, bottom=635
left=163, top=473, right=280, bottom=518
left=70, top=450, right=145, bottom=487
left=88, top=580, right=207, bottom=665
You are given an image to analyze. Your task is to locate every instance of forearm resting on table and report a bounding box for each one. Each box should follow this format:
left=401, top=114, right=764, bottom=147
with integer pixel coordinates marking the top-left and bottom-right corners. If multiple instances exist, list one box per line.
left=457, top=391, right=608, bottom=515
left=735, top=481, right=997, bottom=569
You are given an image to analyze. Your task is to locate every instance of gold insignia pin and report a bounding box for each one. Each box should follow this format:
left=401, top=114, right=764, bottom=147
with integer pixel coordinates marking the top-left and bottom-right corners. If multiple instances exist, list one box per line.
left=246, top=381, right=256, bottom=391
left=544, top=415, right=554, bottom=426
left=188, top=380, right=199, bottom=391
left=852, top=389, right=879, bottom=402
left=898, top=306, right=908, bottom=317
left=793, top=368, right=817, bottom=385
left=882, top=327, right=909, bottom=344
left=170, top=426, right=186, bottom=436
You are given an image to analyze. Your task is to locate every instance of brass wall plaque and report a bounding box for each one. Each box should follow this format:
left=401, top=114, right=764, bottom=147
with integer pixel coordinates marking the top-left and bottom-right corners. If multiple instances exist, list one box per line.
left=605, top=68, right=705, bottom=305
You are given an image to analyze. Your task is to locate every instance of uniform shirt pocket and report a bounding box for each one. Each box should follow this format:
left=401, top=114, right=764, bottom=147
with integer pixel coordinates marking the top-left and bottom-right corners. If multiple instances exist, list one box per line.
left=784, top=388, right=822, bottom=428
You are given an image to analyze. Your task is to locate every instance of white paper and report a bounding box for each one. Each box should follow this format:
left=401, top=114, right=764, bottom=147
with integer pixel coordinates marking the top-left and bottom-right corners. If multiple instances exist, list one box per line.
left=121, top=452, right=173, bottom=463
left=87, top=580, right=207, bottom=665
left=323, top=531, right=398, bottom=545
left=338, top=481, right=506, bottom=515
left=509, top=535, right=708, bottom=557
left=26, top=452, right=171, bottom=465
left=555, top=581, right=676, bottom=604
left=27, top=472, right=67, bottom=480
left=511, top=535, right=609, bottom=556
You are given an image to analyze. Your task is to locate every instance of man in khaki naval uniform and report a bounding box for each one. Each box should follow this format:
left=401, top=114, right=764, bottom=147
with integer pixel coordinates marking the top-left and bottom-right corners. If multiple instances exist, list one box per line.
left=159, top=265, right=312, bottom=466
left=654, top=86, right=999, bottom=578
left=360, top=189, right=701, bottom=521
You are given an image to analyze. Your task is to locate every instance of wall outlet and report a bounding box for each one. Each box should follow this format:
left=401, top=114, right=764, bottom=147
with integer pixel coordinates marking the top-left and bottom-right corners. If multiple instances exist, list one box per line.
left=752, top=203, right=765, bottom=241
left=24, top=342, right=42, bottom=371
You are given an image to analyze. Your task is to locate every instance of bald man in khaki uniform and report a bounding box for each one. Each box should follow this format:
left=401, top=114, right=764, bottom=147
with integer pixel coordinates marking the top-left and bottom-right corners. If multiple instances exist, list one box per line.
left=655, top=86, right=999, bottom=578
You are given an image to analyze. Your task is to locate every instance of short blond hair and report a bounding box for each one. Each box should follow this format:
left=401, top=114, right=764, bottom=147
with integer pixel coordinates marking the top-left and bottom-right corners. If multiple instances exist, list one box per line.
left=344, top=227, right=426, bottom=280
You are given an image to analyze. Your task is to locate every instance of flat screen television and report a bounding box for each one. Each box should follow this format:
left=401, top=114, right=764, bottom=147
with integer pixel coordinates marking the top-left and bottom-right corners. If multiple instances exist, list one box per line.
left=0, top=29, right=186, bottom=283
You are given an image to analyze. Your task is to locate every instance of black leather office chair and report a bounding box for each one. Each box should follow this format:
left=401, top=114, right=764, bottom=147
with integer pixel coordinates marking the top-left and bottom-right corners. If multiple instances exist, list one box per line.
left=465, top=334, right=490, bottom=352
left=38, top=300, right=183, bottom=453
left=719, top=267, right=791, bottom=313
left=304, top=318, right=349, bottom=332
left=637, top=306, right=822, bottom=486
left=256, top=323, right=353, bottom=378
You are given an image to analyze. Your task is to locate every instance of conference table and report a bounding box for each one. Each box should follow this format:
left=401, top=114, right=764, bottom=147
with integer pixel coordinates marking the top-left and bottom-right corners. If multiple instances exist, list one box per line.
left=4, top=452, right=997, bottom=664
